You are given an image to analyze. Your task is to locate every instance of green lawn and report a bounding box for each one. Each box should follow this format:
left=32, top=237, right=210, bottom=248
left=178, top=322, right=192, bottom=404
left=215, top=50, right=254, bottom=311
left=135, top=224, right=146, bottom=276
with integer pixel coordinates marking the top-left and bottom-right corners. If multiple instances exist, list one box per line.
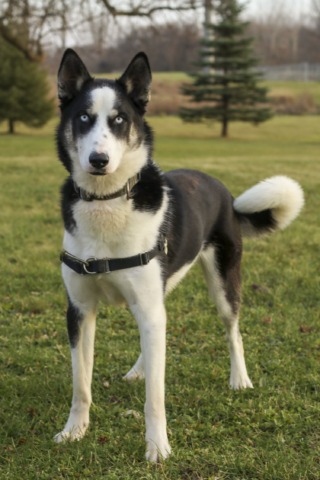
left=0, top=116, right=319, bottom=479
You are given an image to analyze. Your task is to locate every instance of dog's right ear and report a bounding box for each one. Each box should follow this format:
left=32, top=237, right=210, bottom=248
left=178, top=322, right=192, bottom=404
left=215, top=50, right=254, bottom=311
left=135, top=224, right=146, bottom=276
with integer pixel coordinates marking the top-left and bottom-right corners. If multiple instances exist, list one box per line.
left=57, top=49, right=92, bottom=105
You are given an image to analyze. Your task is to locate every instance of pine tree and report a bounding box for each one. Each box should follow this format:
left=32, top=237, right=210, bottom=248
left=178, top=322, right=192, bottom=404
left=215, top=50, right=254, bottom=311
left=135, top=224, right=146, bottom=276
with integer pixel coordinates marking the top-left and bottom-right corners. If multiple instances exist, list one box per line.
left=0, top=40, right=54, bottom=134
left=180, top=0, right=273, bottom=138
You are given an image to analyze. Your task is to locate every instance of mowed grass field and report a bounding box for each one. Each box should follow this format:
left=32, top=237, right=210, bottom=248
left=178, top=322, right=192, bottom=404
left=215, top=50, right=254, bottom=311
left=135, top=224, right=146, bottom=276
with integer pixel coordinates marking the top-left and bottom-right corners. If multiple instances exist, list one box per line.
left=0, top=114, right=319, bottom=479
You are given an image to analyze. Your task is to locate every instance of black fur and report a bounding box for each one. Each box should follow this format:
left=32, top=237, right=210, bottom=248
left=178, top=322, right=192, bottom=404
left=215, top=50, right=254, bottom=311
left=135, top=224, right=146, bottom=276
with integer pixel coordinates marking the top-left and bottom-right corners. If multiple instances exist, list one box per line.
left=117, top=52, right=152, bottom=114
left=132, top=163, right=164, bottom=213
left=240, top=209, right=276, bottom=233
left=66, top=299, right=83, bottom=348
left=60, top=178, right=78, bottom=233
left=163, top=170, right=241, bottom=277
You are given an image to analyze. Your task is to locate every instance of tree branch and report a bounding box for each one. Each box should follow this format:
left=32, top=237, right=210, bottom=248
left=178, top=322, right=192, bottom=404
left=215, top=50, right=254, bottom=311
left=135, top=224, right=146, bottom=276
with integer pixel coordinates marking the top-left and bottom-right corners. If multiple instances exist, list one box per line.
left=99, top=0, right=201, bottom=17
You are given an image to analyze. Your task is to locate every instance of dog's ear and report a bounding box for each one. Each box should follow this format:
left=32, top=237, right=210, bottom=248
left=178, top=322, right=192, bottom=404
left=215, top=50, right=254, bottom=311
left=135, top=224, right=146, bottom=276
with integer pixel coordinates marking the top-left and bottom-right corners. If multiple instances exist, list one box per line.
left=57, top=49, right=92, bottom=105
left=118, top=52, right=152, bottom=114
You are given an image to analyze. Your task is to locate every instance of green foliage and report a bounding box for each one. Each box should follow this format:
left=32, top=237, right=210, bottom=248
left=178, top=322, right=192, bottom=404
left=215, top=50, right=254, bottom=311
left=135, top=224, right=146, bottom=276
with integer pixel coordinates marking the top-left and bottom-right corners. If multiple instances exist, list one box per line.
left=0, top=40, right=54, bottom=134
left=0, top=116, right=319, bottom=478
left=180, top=0, right=273, bottom=137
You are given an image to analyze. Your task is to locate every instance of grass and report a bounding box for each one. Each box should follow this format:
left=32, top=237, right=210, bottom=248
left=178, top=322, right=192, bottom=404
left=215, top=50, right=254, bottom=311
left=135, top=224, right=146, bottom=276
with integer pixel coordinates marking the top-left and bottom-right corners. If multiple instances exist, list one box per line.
left=0, top=115, right=319, bottom=479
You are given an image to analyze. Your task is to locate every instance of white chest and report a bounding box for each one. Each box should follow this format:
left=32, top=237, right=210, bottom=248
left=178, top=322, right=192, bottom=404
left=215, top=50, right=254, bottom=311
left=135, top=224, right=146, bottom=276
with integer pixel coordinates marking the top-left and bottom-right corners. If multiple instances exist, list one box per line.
left=63, top=193, right=168, bottom=261
left=61, top=195, right=168, bottom=308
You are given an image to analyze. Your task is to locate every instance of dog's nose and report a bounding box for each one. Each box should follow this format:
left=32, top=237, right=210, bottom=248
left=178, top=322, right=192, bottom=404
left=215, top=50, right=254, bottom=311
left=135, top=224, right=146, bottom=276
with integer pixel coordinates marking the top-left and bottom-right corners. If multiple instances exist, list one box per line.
left=89, top=152, right=109, bottom=170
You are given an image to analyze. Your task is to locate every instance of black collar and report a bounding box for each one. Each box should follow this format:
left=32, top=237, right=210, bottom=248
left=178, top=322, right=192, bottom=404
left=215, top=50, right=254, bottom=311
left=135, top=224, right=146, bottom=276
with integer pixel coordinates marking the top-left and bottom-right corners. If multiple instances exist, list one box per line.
left=73, top=173, right=141, bottom=201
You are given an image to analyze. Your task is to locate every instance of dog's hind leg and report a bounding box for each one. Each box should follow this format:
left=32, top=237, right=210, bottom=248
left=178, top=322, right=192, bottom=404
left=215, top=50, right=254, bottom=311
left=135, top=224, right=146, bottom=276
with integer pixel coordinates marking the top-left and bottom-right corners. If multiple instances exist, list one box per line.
left=200, top=245, right=253, bottom=390
left=123, top=353, right=145, bottom=382
left=55, top=293, right=97, bottom=443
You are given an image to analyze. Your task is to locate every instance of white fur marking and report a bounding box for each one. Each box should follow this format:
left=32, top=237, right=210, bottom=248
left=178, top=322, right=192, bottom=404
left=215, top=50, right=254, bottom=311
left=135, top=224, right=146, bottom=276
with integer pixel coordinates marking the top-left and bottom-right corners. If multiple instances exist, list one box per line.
left=165, top=260, right=197, bottom=295
left=70, top=86, right=148, bottom=197
left=76, top=87, right=125, bottom=176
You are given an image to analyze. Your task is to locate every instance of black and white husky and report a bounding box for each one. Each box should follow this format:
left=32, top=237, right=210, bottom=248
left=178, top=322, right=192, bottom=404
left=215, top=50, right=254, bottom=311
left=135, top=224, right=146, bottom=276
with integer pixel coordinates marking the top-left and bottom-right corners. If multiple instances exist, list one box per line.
left=55, top=49, right=304, bottom=461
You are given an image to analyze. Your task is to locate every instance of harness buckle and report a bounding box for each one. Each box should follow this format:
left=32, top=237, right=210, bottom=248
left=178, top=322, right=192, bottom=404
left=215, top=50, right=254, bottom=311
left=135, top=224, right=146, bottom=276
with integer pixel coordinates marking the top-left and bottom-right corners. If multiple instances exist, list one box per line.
left=83, top=257, right=98, bottom=275
left=140, top=252, right=150, bottom=265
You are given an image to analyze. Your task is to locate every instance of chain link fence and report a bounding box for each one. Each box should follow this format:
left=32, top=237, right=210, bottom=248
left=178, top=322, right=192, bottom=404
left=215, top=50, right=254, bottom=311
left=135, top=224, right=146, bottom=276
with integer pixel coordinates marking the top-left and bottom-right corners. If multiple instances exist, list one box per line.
left=259, top=63, right=320, bottom=81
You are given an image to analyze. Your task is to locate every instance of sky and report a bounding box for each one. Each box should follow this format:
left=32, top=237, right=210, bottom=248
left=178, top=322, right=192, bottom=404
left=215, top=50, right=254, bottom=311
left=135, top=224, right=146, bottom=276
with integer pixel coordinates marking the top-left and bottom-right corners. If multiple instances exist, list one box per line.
left=242, top=0, right=313, bottom=21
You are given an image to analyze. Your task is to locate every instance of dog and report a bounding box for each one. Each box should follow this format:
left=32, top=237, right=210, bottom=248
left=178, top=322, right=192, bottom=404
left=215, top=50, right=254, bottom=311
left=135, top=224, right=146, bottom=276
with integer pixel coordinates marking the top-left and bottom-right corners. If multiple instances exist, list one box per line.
left=54, top=49, right=304, bottom=462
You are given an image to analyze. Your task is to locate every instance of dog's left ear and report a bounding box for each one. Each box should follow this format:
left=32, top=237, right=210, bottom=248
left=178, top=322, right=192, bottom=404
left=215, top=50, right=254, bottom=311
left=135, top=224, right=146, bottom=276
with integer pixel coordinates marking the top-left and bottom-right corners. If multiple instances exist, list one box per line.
left=57, top=49, right=92, bottom=105
left=118, top=52, right=152, bottom=114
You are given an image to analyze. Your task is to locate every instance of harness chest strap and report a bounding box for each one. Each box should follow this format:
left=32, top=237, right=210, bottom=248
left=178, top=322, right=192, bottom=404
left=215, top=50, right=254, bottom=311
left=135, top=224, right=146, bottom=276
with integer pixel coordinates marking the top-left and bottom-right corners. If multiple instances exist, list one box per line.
left=60, top=237, right=168, bottom=275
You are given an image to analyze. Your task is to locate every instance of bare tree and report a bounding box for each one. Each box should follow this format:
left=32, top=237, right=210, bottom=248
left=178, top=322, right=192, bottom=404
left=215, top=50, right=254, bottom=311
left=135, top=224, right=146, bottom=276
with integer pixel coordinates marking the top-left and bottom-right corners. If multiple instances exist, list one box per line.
left=311, top=0, right=320, bottom=27
left=0, top=0, right=73, bottom=61
left=0, top=0, right=204, bottom=62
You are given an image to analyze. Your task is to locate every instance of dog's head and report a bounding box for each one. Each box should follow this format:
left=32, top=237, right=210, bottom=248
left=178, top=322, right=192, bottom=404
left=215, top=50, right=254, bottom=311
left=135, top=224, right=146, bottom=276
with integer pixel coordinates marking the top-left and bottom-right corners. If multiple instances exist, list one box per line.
left=57, top=49, right=152, bottom=181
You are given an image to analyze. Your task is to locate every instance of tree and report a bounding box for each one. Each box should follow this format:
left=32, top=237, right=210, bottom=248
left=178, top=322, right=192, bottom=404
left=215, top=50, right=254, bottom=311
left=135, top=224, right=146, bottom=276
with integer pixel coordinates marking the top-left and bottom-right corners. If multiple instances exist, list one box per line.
left=0, top=39, right=54, bottom=134
left=180, top=0, right=273, bottom=138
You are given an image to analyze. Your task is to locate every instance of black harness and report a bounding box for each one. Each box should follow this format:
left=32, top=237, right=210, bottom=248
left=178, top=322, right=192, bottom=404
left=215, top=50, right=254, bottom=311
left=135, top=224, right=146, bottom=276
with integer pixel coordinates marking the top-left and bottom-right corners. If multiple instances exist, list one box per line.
left=60, top=237, right=168, bottom=276
left=60, top=174, right=168, bottom=275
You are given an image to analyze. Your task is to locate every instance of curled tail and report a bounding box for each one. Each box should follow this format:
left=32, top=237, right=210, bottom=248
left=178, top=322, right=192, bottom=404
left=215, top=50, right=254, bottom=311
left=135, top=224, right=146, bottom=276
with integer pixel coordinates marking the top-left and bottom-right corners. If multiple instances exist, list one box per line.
left=233, top=176, right=304, bottom=237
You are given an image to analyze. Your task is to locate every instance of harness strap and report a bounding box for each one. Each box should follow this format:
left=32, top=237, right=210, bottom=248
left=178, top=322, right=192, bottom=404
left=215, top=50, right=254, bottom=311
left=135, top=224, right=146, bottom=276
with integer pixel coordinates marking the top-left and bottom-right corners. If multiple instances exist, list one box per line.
left=60, top=237, right=168, bottom=275
left=73, top=173, right=141, bottom=202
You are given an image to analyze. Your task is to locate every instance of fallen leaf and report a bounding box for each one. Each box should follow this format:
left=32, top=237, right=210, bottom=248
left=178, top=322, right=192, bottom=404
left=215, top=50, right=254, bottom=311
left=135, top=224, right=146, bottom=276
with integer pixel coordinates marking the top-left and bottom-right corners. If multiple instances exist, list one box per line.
left=98, top=436, right=108, bottom=445
left=251, top=284, right=270, bottom=294
left=262, top=317, right=272, bottom=324
left=299, top=325, right=313, bottom=333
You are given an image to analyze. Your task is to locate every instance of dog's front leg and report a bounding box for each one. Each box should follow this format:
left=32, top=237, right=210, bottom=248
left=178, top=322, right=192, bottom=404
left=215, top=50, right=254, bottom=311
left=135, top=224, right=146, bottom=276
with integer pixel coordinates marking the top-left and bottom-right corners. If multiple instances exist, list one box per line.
left=130, top=301, right=171, bottom=462
left=55, top=299, right=97, bottom=443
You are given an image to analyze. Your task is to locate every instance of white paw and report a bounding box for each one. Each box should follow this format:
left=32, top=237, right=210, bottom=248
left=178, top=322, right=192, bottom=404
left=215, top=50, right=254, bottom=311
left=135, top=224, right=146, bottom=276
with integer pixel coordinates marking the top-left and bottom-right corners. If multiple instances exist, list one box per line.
left=123, top=367, right=145, bottom=382
left=54, top=419, right=88, bottom=443
left=230, top=373, right=253, bottom=390
left=146, top=438, right=172, bottom=462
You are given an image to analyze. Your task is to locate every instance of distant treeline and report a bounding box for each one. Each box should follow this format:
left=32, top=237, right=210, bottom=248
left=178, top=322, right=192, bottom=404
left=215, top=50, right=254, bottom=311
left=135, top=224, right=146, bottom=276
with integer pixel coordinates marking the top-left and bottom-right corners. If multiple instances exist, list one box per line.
left=46, top=17, right=320, bottom=74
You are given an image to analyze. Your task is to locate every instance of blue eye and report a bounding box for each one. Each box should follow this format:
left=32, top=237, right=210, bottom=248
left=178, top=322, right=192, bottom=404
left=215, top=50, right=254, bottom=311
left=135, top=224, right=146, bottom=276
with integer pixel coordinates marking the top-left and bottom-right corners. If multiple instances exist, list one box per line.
left=80, top=114, right=89, bottom=123
left=114, top=116, right=124, bottom=125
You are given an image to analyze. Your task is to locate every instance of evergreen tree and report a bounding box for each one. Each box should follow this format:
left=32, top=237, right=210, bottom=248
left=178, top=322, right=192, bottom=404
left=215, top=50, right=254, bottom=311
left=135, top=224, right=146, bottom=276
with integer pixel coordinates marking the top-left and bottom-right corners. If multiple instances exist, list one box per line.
left=0, top=40, right=54, bottom=134
left=180, top=0, right=273, bottom=138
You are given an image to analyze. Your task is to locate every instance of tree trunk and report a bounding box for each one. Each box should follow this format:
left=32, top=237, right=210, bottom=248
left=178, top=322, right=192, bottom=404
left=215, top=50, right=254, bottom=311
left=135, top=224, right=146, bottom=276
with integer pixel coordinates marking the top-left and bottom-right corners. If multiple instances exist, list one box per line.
left=204, top=0, right=213, bottom=31
left=203, top=0, right=214, bottom=73
left=221, top=117, right=228, bottom=137
left=8, top=119, right=15, bottom=134
left=221, top=93, right=229, bottom=138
